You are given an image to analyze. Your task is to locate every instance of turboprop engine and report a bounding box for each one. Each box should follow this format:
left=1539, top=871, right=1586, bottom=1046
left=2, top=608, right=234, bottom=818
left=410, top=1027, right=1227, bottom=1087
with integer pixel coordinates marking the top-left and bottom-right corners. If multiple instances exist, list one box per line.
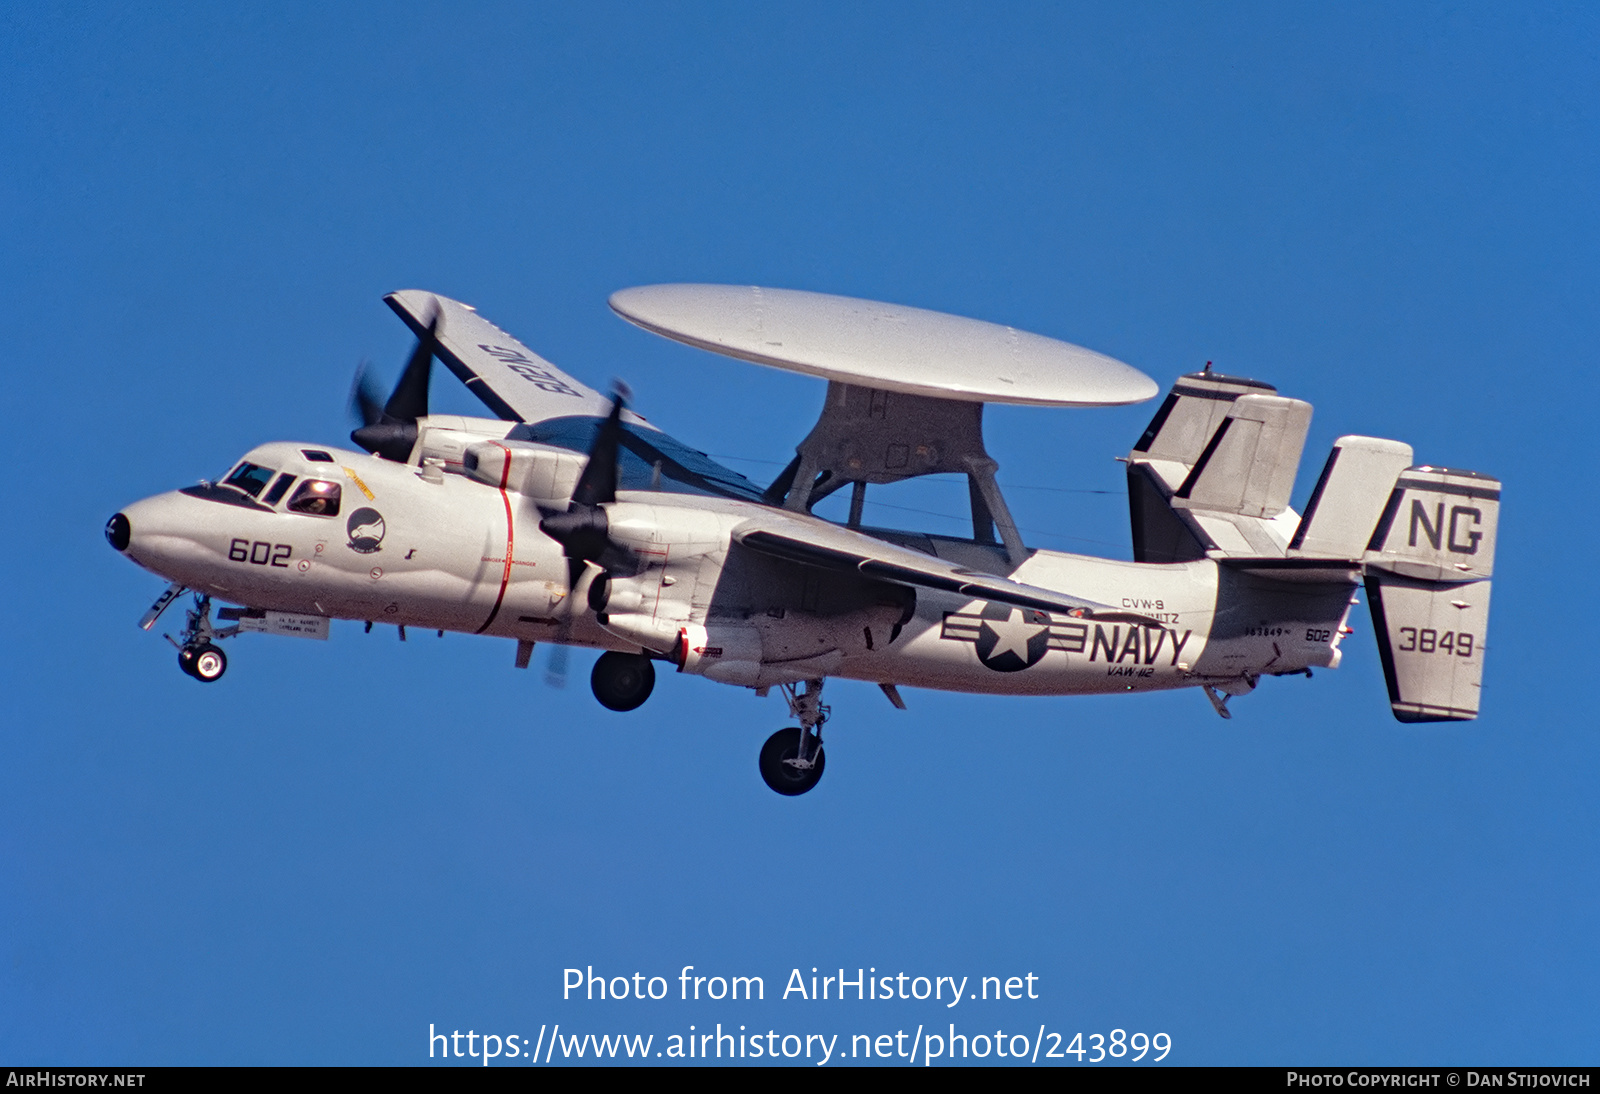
left=583, top=502, right=731, bottom=655
left=461, top=439, right=588, bottom=507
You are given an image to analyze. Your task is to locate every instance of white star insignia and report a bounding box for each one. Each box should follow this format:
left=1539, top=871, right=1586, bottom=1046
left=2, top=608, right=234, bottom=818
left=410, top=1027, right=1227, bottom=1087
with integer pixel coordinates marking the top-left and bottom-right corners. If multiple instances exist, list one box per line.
left=982, top=608, right=1046, bottom=659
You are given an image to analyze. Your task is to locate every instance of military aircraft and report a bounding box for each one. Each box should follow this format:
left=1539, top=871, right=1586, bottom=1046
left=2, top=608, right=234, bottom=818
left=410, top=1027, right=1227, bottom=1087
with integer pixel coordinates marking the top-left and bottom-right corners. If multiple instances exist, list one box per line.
left=106, top=286, right=1499, bottom=795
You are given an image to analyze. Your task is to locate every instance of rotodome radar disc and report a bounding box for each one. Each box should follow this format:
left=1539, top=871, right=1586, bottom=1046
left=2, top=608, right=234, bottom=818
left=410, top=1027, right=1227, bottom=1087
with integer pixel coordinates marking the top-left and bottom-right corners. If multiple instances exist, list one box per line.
left=608, top=284, right=1157, bottom=407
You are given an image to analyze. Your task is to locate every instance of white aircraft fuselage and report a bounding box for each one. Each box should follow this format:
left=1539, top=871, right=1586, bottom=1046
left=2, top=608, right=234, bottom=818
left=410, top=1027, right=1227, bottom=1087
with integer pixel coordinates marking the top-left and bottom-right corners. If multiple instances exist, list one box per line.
left=115, top=436, right=1354, bottom=699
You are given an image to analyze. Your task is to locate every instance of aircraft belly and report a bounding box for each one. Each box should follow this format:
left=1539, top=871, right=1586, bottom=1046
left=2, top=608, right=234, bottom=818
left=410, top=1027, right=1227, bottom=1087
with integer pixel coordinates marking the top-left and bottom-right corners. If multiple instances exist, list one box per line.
left=837, top=556, right=1222, bottom=697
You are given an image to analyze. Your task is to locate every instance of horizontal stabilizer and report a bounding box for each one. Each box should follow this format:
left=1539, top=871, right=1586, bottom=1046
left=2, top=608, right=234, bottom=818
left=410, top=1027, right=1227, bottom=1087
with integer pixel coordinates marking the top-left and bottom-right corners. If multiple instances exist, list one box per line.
left=1172, top=394, right=1312, bottom=518
left=1288, top=436, right=1414, bottom=559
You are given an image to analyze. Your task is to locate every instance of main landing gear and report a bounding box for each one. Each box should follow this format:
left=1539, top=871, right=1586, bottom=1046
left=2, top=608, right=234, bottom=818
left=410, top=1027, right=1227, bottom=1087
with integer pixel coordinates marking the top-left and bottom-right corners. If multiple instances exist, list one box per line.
left=590, top=651, right=656, bottom=711
left=759, top=678, right=828, bottom=796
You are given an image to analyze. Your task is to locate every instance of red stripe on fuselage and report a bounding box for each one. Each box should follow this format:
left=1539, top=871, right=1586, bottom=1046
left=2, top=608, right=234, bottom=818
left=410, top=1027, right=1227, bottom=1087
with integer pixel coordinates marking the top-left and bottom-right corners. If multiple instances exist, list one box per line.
left=476, top=443, right=517, bottom=634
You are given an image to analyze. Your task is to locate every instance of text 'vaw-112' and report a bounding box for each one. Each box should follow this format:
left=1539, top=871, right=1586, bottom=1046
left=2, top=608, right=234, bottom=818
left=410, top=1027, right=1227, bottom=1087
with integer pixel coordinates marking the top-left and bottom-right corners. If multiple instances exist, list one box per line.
left=107, top=286, right=1499, bottom=794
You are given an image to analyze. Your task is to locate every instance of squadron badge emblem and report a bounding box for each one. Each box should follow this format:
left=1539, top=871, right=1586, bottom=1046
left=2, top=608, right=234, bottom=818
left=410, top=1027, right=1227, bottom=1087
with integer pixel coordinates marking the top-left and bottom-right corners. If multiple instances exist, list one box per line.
left=346, top=507, right=386, bottom=554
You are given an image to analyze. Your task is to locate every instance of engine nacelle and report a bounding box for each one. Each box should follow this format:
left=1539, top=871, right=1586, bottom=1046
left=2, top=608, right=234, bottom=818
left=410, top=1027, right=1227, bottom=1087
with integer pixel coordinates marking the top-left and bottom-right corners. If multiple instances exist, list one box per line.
left=598, top=610, right=683, bottom=657
left=588, top=572, right=646, bottom=615
left=671, top=623, right=845, bottom=687
left=413, top=415, right=517, bottom=470
left=462, top=439, right=587, bottom=505
left=675, top=622, right=765, bottom=685
left=603, top=502, right=729, bottom=558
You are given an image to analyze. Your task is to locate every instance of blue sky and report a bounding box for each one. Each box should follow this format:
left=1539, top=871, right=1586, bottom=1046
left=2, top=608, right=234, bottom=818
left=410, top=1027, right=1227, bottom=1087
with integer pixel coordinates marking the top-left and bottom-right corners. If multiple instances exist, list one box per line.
left=4, top=1, right=1597, bottom=1065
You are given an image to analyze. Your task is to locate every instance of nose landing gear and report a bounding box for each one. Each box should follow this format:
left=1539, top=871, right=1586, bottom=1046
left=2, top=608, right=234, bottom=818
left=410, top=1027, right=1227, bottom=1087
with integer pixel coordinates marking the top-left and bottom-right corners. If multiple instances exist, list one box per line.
left=178, top=643, right=228, bottom=682
left=162, top=593, right=237, bottom=683
left=760, top=678, right=828, bottom=796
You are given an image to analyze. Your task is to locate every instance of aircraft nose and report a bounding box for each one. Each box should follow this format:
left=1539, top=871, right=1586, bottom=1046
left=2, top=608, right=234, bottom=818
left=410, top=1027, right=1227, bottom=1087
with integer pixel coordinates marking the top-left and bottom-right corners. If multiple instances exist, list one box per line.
left=112, top=493, right=202, bottom=575
left=106, top=512, right=132, bottom=552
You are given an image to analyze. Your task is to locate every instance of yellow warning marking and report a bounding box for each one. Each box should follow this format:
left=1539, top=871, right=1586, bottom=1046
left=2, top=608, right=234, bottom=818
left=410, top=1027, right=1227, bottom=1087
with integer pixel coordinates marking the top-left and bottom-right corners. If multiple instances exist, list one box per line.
left=341, top=467, right=375, bottom=500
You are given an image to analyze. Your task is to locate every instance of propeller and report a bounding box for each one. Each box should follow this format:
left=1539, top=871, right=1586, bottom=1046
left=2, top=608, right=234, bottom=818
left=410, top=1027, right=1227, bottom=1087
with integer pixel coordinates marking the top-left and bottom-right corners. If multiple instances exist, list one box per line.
left=544, top=634, right=570, bottom=688
left=538, top=382, right=639, bottom=579
left=538, top=383, right=639, bottom=685
left=350, top=305, right=440, bottom=462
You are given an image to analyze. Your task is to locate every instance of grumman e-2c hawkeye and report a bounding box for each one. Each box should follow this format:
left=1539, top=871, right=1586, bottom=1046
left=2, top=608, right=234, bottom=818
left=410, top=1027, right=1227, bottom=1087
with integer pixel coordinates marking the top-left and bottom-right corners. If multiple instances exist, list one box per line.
left=106, top=287, right=1499, bottom=795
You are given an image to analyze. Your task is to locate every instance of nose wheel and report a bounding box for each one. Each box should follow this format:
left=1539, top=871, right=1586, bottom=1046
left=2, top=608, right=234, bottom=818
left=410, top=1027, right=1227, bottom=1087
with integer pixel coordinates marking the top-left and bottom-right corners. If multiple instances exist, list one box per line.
left=178, top=643, right=228, bottom=682
left=162, top=593, right=238, bottom=683
left=760, top=678, right=829, bottom=796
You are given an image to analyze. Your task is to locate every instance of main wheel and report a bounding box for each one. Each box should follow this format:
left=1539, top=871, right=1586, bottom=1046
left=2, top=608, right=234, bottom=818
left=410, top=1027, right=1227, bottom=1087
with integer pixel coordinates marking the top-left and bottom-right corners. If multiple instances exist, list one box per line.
left=758, top=727, right=826, bottom=796
left=590, top=652, right=656, bottom=712
left=189, top=643, right=227, bottom=683
left=177, top=646, right=198, bottom=677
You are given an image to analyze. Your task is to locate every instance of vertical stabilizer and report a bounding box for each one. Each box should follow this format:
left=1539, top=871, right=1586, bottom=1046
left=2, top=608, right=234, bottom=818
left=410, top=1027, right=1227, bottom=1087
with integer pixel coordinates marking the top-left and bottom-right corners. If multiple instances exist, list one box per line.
left=1365, top=573, right=1493, bottom=722
left=1171, top=394, right=1312, bottom=518
left=1362, top=466, right=1500, bottom=722
left=1364, top=467, right=1498, bottom=581
left=1131, top=371, right=1278, bottom=464
left=1288, top=436, right=1414, bottom=559
left=1126, top=373, right=1311, bottom=562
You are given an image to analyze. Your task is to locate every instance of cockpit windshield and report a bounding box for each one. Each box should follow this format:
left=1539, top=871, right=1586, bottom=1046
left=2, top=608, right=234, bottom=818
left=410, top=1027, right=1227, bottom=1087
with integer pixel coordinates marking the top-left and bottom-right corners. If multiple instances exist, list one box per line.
left=222, top=462, right=276, bottom=498
left=262, top=473, right=297, bottom=506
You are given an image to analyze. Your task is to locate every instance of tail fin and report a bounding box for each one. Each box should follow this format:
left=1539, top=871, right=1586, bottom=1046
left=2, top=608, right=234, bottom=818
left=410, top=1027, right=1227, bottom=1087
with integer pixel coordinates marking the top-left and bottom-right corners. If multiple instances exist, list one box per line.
left=1129, top=376, right=1502, bottom=722
left=1287, top=436, right=1414, bottom=559
left=1131, top=371, right=1279, bottom=463
left=1126, top=372, right=1310, bottom=561
left=1364, top=466, right=1499, bottom=581
left=1172, top=393, right=1311, bottom=518
left=1361, top=466, right=1500, bottom=722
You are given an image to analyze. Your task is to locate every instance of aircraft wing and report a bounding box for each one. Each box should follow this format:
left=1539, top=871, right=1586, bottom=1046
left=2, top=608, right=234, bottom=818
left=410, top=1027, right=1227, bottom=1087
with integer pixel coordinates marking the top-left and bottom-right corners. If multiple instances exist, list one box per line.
left=386, top=290, right=614, bottom=425
left=731, top=512, right=1158, bottom=624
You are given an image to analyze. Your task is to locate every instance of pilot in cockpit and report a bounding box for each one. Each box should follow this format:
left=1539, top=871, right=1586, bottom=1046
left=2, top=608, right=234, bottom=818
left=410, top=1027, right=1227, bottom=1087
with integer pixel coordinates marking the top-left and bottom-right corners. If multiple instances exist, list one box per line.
left=286, top=479, right=341, bottom=516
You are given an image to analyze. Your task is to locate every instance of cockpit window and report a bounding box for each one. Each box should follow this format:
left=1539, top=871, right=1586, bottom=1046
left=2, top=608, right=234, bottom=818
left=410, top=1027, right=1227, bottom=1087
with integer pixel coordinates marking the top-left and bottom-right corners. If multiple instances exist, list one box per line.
left=223, top=462, right=276, bottom=498
left=262, top=473, right=297, bottom=506
left=287, top=479, right=341, bottom=516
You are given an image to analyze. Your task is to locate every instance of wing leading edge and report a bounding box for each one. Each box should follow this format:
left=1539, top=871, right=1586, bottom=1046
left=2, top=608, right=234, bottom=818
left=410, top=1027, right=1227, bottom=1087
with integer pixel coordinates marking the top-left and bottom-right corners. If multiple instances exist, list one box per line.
left=386, top=290, right=614, bottom=426
left=387, top=290, right=765, bottom=501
